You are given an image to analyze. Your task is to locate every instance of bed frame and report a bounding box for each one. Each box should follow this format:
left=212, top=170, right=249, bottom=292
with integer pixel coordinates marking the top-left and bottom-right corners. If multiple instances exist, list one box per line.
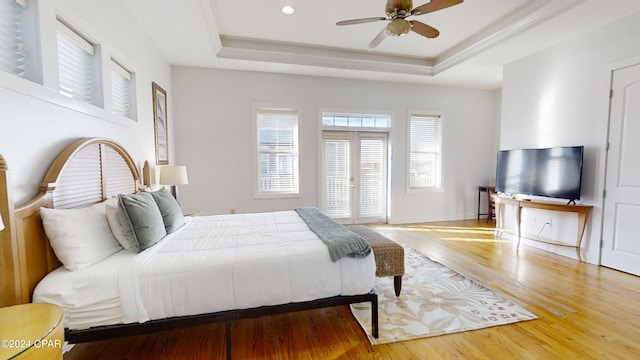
left=0, top=137, right=378, bottom=358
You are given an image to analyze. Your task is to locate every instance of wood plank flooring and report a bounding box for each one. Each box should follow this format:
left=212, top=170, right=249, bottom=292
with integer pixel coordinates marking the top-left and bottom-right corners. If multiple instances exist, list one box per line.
left=64, top=220, right=640, bottom=359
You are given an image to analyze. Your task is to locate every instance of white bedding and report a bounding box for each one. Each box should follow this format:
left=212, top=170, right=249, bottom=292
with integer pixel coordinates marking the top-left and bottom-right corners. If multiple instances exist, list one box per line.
left=34, top=211, right=376, bottom=329
left=33, top=249, right=134, bottom=329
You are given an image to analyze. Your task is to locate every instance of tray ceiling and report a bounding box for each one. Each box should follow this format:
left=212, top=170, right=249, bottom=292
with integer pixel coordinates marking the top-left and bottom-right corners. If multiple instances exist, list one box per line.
left=123, top=0, right=640, bottom=89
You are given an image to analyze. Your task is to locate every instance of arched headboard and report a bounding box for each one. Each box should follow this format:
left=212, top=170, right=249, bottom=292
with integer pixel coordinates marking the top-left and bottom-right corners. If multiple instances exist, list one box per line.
left=1, top=138, right=142, bottom=306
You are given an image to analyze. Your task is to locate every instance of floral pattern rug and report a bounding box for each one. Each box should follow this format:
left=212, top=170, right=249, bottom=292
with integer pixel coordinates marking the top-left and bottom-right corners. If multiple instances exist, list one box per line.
left=350, top=247, right=537, bottom=345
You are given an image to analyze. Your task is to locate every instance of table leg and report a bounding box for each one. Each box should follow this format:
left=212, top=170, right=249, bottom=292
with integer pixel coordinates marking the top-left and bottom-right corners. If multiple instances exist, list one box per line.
left=494, top=202, right=503, bottom=237
left=575, top=209, right=589, bottom=262
left=226, top=321, right=232, bottom=360
left=477, top=188, right=481, bottom=220
left=515, top=205, right=522, bottom=250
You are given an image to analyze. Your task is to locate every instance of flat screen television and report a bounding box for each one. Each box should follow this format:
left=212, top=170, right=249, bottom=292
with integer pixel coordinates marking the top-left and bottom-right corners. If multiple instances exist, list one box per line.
left=495, top=146, right=584, bottom=203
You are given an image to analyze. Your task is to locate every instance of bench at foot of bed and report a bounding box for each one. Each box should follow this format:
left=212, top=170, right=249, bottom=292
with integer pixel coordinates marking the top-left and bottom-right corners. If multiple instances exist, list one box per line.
left=346, top=225, right=405, bottom=296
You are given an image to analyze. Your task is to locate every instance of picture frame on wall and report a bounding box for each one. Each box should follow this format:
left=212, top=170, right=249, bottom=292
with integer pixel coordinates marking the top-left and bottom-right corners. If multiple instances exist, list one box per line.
left=152, top=82, right=169, bottom=165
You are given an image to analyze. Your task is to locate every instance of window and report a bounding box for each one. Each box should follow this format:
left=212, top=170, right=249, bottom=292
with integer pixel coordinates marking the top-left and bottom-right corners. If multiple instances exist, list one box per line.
left=256, top=107, right=299, bottom=196
left=110, top=58, right=135, bottom=119
left=56, top=18, right=99, bottom=105
left=322, top=113, right=390, bottom=128
left=0, top=0, right=25, bottom=77
left=408, top=113, right=442, bottom=190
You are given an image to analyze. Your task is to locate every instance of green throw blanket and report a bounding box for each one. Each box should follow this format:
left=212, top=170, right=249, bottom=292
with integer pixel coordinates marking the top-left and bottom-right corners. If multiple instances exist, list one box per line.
left=295, top=207, right=371, bottom=262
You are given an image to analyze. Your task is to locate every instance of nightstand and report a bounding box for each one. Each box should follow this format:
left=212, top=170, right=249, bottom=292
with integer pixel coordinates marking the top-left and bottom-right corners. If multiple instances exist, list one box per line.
left=0, top=303, right=64, bottom=359
left=182, top=208, right=200, bottom=217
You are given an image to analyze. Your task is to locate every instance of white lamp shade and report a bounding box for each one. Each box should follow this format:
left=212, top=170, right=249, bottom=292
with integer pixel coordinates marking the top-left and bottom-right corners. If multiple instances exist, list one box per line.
left=159, top=166, right=189, bottom=185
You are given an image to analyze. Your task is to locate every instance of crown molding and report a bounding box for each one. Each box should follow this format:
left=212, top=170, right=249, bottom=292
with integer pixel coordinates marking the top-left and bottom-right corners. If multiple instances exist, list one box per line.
left=199, top=0, right=222, bottom=53
left=433, top=0, right=585, bottom=74
left=218, top=37, right=435, bottom=76
left=208, top=0, right=585, bottom=78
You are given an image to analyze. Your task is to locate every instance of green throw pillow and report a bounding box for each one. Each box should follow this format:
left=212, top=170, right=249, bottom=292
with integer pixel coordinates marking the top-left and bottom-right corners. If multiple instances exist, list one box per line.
left=106, top=197, right=140, bottom=253
left=118, top=192, right=167, bottom=251
left=150, top=187, right=185, bottom=234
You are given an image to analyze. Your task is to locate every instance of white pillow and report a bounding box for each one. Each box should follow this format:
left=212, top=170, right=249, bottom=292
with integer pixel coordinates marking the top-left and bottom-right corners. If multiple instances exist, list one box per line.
left=40, top=201, right=123, bottom=271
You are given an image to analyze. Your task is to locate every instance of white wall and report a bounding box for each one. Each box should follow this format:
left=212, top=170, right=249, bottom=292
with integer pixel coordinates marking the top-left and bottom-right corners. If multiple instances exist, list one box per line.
left=0, top=0, right=172, bottom=205
left=172, top=67, right=500, bottom=222
left=500, top=11, right=640, bottom=263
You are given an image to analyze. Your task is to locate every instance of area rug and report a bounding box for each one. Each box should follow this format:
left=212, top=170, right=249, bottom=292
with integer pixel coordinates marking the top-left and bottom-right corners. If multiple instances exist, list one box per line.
left=350, top=247, right=537, bottom=345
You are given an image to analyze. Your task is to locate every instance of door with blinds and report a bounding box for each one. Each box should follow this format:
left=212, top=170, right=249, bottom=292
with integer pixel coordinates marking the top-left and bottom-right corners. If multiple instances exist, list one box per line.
left=322, top=131, right=388, bottom=224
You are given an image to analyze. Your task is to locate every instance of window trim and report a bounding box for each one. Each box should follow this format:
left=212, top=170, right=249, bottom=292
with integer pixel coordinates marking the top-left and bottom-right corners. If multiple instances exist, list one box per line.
left=406, top=109, right=444, bottom=194
left=252, top=103, right=302, bottom=199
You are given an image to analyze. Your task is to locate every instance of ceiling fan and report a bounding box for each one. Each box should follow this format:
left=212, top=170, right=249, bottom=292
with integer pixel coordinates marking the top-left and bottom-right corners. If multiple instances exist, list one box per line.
left=336, top=0, right=464, bottom=49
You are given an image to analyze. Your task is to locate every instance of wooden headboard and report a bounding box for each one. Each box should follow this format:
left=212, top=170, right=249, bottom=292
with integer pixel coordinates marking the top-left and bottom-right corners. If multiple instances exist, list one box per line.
left=0, top=138, right=144, bottom=306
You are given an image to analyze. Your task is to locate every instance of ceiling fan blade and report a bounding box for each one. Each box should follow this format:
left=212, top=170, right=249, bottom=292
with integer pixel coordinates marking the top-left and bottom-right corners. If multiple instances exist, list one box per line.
left=411, top=0, right=463, bottom=16
left=410, top=20, right=440, bottom=38
left=336, top=17, right=387, bottom=26
left=368, top=28, right=388, bottom=49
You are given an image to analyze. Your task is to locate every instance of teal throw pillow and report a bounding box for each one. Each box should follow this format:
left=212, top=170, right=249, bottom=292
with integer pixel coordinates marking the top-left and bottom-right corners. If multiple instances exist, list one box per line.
left=118, top=192, right=167, bottom=251
left=150, top=187, right=185, bottom=234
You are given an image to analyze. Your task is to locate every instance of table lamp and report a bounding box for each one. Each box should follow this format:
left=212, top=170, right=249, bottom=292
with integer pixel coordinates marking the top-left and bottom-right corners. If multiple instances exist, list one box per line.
left=159, top=165, right=189, bottom=201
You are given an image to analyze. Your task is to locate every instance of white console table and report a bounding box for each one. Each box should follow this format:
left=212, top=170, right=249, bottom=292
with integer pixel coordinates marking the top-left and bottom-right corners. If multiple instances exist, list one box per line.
left=492, top=196, right=592, bottom=261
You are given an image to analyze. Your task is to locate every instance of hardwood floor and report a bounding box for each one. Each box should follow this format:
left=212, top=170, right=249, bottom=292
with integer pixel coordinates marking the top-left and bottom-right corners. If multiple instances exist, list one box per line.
left=64, top=220, right=640, bottom=359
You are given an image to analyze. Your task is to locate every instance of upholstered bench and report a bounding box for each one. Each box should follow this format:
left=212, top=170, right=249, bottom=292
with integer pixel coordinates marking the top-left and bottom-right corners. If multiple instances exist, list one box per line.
left=346, top=225, right=404, bottom=296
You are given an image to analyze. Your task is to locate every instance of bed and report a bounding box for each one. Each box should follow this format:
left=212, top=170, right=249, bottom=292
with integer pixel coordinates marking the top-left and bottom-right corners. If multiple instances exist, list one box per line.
left=0, top=138, right=378, bottom=357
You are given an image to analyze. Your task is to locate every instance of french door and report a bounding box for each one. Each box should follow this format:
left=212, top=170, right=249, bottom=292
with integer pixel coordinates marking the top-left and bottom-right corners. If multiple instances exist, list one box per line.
left=321, top=131, right=388, bottom=224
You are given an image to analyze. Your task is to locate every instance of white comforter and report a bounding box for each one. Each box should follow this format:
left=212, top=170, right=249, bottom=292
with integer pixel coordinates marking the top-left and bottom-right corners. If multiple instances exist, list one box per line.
left=36, top=211, right=376, bottom=328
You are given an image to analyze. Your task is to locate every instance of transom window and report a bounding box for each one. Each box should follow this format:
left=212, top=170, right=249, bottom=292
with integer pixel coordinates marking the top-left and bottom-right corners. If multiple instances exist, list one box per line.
left=56, top=18, right=100, bottom=105
left=322, top=113, right=390, bottom=129
left=0, top=0, right=25, bottom=77
left=0, top=0, right=141, bottom=123
left=110, top=58, right=135, bottom=120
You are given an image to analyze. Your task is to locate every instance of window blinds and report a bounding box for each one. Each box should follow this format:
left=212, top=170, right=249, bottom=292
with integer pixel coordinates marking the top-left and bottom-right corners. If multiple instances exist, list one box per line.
left=409, top=115, right=441, bottom=189
left=57, top=19, right=97, bottom=104
left=0, top=0, right=25, bottom=77
left=323, top=135, right=351, bottom=218
left=111, top=58, right=133, bottom=118
left=257, top=108, right=299, bottom=194
left=359, top=138, right=385, bottom=217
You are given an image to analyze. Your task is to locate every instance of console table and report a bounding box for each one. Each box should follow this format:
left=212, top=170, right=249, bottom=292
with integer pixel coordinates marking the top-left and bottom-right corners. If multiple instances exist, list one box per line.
left=492, top=196, right=592, bottom=261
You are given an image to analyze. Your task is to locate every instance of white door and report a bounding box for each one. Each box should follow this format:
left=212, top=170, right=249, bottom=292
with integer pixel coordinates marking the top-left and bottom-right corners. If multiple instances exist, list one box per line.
left=601, top=63, right=640, bottom=276
left=321, top=131, right=387, bottom=224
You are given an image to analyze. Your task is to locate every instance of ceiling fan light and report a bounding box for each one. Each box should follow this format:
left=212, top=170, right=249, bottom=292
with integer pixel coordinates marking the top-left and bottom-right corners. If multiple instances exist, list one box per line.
left=281, top=5, right=295, bottom=15
left=386, top=19, right=410, bottom=36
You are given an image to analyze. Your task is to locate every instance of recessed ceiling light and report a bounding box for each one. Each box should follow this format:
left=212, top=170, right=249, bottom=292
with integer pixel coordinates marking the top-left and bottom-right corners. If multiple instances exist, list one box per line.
left=281, top=5, right=295, bottom=15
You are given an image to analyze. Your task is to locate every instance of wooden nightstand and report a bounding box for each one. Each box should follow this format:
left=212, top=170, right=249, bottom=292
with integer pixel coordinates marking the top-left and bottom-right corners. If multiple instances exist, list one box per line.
left=0, top=303, right=64, bottom=359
